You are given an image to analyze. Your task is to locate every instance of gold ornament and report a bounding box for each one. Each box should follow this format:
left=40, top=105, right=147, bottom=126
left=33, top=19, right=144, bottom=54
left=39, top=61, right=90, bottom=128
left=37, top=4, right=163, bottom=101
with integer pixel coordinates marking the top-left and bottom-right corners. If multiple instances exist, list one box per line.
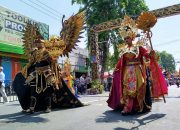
left=117, top=43, right=126, bottom=50
left=22, top=11, right=85, bottom=60
left=22, top=23, right=43, bottom=58
left=60, top=11, right=86, bottom=57
left=43, top=36, right=66, bottom=59
left=119, top=15, right=138, bottom=39
left=136, top=12, right=157, bottom=32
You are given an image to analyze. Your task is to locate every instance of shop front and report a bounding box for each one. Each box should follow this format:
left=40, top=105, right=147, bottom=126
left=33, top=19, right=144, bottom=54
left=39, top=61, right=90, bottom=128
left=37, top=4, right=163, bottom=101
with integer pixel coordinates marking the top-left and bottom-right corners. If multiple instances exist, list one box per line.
left=0, top=5, right=49, bottom=83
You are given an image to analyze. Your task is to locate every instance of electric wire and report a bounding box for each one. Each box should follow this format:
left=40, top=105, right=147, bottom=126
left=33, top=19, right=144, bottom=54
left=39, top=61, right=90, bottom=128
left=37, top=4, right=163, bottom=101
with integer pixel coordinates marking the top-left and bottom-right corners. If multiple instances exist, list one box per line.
left=19, top=0, right=61, bottom=21
left=27, top=0, right=62, bottom=19
left=35, top=0, right=64, bottom=16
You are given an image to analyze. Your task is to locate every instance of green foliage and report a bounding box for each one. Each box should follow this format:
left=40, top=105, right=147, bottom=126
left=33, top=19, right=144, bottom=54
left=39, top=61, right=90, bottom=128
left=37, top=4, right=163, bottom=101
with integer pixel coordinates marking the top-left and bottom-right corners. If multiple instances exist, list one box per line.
left=106, top=52, right=116, bottom=71
left=158, top=51, right=176, bottom=72
left=72, top=0, right=149, bottom=73
left=91, top=79, right=104, bottom=94
left=85, top=57, right=91, bottom=67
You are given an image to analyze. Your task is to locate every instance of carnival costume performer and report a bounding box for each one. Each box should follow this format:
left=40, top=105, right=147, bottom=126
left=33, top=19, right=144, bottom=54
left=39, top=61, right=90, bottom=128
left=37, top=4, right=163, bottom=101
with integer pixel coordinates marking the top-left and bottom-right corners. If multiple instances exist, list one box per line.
left=13, top=11, right=86, bottom=113
left=107, top=16, right=168, bottom=115
left=24, top=39, right=56, bottom=113
left=63, top=59, right=75, bottom=94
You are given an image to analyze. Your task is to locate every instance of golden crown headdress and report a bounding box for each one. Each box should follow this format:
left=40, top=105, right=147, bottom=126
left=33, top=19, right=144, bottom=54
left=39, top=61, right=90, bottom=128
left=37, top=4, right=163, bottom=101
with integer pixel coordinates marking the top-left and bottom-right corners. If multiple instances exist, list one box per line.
left=43, top=35, right=66, bottom=59
left=119, top=15, right=138, bottom=39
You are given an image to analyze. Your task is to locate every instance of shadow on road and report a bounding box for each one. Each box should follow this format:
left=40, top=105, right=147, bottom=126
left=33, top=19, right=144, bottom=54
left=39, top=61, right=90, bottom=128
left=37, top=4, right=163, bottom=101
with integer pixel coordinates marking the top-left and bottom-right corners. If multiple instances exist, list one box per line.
left=80, top=95, right=109, bottom=98
left=96, top=110, right=166, bottom=130
left=0, top=112, right=49, bottom=123
left=7, top=103, right=21, bottom=106
left=166, top=96, right=180, bottom=98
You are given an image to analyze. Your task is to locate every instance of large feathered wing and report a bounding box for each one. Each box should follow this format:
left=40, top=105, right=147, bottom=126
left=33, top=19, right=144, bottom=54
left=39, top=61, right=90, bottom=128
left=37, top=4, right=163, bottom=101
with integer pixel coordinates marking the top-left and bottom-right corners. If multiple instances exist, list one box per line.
left=22, top=23, right=43, bottom=58
left=21, top=23, right=43, bottom=77
left=60, top=11, right=86, bottom=57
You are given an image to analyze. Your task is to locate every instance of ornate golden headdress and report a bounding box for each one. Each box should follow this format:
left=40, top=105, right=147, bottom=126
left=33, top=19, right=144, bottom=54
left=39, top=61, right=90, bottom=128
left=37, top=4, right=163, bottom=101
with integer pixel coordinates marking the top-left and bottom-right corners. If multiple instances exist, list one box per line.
left=119, top=15, right=138, bottom=39
left=22, top=23, right=44, bottom=57
left=43, top=36, right=66, bottom=59
left=136, top=12, right=157, bottom=32
left=22, top=11, right=85, bottom=60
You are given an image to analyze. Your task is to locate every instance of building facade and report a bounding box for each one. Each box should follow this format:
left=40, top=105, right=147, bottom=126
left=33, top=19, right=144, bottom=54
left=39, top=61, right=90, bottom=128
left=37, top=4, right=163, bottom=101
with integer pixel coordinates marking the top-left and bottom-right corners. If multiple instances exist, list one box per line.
left=58, top=47, right=89, bottom=78
left=0, top=6, right=49, bottom=85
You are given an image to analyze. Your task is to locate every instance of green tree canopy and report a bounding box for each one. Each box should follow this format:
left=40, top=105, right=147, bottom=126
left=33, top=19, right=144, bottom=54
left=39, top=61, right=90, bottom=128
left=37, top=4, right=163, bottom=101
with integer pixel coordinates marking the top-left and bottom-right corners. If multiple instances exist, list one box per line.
left=158, top=51, right=176, bottom=72
left=72, top=0, right=149, bottom=79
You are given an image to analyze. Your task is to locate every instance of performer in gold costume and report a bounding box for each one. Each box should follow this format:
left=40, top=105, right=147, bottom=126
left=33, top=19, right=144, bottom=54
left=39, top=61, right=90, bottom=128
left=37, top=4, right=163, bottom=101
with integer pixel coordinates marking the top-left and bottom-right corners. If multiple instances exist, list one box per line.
left=13, top=11, right=86, bottom=113
left=24, top=39, right=56, bottom=113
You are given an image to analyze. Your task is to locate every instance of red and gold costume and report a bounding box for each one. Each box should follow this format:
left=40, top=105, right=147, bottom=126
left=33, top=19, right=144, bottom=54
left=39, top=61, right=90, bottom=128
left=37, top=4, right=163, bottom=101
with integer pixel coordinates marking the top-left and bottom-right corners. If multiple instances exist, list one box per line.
left=107, top=16, right=168, bottom=114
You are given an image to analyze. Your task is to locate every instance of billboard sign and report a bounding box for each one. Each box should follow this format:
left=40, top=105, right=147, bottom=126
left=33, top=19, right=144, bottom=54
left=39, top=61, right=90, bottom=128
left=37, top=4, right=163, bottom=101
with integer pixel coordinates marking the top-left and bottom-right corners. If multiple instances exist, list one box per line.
left=0, top=6, right=49, bottom=47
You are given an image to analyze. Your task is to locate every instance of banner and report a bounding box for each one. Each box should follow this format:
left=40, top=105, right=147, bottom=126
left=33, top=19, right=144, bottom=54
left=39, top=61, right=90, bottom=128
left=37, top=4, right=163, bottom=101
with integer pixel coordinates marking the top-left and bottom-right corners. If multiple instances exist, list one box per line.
left=0, top=6, right=49, bottom=47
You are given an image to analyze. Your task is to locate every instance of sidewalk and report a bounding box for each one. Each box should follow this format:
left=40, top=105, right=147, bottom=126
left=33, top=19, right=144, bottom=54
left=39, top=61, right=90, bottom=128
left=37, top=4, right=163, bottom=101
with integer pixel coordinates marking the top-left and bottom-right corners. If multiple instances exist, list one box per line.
left=0, top=95, right=18, bottom=103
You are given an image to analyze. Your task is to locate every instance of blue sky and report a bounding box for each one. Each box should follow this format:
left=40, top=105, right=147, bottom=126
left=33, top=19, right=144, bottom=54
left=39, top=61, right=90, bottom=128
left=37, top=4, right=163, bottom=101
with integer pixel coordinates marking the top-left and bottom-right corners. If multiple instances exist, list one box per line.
left=0, top=0, right=80, bottom=35
left=0, top=0, right=180, bottom=70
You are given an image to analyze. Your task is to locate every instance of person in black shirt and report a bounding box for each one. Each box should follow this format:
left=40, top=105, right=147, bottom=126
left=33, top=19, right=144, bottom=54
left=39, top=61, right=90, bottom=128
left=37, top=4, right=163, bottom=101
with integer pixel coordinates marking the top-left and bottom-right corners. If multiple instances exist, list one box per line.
left=107, top=74, right=113, bottom=91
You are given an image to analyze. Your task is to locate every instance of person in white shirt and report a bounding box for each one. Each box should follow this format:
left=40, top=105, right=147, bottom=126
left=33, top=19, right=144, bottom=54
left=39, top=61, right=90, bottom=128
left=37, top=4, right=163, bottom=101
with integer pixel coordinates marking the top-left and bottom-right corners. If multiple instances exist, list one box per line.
left=0, top=66, right=9, bottom=103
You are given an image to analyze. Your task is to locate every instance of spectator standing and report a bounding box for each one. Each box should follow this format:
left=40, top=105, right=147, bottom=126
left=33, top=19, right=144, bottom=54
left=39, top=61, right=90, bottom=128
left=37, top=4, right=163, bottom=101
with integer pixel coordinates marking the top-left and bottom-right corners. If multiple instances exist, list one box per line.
left=104, top=78, right=108, bottom=91
left=107, top=74, right=113, bottom=91
left=80, top=74, right=86, bottom=94
left=74, top=77, right=80, bottom=97
left=175, top=77, right=180, bottom=88
left=85, top=75, right=92, bottom=89
left=0, top=66, right=9, bottom=103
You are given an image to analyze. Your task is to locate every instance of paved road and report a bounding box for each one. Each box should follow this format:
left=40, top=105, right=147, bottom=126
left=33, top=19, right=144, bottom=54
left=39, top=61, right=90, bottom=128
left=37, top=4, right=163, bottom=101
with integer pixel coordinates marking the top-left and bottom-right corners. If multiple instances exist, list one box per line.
left=0, top=85, right=180, bottom=130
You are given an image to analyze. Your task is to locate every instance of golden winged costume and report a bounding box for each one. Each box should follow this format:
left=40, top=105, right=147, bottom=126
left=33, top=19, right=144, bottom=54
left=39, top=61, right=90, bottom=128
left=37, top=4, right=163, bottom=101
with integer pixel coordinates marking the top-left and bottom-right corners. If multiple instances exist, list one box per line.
left=13, top=11, right=86, bottom=113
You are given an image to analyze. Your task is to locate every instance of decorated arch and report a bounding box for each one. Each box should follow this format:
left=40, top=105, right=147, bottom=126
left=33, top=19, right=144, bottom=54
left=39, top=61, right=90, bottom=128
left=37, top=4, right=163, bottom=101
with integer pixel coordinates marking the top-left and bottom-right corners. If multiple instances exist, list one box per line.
left=89, top=4, right=180, bottom=80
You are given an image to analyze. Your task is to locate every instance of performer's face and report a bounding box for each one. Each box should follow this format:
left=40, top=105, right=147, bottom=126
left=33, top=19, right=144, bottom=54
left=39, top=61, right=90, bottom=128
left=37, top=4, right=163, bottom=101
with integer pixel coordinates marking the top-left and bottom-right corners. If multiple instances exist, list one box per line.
left=35, top=42, right=44, bottom=49
left=124, top=37, right=132, bottom=45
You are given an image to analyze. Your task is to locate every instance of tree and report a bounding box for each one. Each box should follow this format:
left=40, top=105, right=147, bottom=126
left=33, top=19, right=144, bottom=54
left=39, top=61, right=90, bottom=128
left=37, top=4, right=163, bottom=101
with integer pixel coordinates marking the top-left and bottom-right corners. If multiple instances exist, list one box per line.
left=158, top=51, right=176, bottom=72
left=72, top=0, right=149, bottom=80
